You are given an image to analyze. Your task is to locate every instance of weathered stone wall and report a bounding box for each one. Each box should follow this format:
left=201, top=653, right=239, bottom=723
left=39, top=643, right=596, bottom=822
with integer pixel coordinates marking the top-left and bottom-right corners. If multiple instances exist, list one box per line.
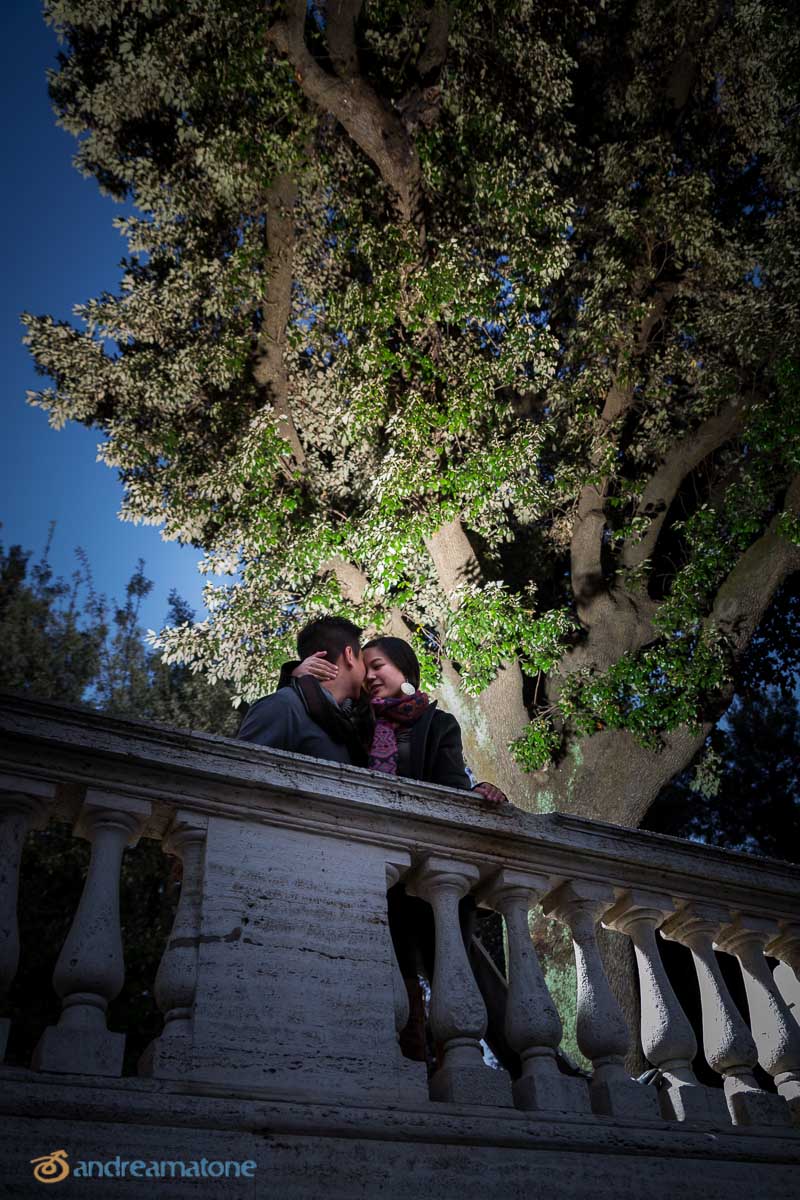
left=1, top=694, right=799, bottom=1197
left=2, top=1075, right=799, bottom=1199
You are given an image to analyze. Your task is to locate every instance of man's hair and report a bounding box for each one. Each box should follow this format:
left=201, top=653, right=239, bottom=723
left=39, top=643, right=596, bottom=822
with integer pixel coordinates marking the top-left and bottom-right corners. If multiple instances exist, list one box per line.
left=362, top=636, right=421, bottom=689
left=297, top=616, right=363, bottom=663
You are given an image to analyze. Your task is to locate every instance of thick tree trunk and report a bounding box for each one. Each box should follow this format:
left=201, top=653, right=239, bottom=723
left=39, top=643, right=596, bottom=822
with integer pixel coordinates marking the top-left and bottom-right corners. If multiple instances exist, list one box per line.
left=540, top=725, right=710, bottom=826
left=433, top=685, right=710, bottom=825
left=424, top=519, right=532, bottom=798
left=434, top=661, right=534, bottom=801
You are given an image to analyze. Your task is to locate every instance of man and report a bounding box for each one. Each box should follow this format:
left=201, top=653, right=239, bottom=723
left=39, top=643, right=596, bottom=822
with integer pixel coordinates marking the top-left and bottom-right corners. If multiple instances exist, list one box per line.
left=238, top=616, right=369, bottom=765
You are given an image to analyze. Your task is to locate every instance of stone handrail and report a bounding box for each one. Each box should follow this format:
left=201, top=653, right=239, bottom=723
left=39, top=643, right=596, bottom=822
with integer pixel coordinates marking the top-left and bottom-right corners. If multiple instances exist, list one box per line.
left=1, top=692, right=799, bottom=1132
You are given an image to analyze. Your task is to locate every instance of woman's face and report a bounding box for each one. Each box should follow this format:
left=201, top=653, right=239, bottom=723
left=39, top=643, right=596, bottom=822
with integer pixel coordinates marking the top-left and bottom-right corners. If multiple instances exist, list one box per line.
left=363, top=647, right=406, bottom=700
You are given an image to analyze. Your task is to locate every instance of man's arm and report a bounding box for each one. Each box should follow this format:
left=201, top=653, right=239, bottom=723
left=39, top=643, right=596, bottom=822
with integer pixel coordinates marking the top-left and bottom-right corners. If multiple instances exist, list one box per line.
left=237, top=690, right=297, bottom=749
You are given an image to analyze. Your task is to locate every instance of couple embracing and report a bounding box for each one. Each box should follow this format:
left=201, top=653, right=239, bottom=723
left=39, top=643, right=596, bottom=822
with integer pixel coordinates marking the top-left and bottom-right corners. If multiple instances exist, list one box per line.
left=238, top=616, right=508, bottom=1065
left=238, top=615, right=507, bottom=806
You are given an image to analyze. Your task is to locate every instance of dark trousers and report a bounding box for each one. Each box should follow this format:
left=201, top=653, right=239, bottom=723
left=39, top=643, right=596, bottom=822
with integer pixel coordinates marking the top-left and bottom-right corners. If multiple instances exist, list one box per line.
left=387, top=881, right=477, bottom=1063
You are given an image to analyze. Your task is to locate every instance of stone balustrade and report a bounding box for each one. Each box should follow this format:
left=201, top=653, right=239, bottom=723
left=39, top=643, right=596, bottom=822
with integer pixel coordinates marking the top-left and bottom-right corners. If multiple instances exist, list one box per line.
left=0, top=773, right=53, bottom=1061
left=0, top=692, right=799, bottom=1197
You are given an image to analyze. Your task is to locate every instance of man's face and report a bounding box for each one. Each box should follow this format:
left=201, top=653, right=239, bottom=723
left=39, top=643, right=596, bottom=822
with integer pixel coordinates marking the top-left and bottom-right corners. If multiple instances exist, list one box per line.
left=351, top=647, right=367, bottom=693
left=341, top=644, right=366, bottom=697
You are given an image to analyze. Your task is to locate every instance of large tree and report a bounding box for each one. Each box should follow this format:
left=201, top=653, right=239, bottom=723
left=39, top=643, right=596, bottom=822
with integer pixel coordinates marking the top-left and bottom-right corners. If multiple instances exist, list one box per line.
left=25, top=0, right=800, bottom=822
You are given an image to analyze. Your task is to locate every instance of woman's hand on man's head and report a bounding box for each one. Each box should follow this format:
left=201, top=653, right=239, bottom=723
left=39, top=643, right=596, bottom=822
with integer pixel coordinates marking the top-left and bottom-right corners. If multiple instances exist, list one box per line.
left=292, top=650, right=339, bottom=682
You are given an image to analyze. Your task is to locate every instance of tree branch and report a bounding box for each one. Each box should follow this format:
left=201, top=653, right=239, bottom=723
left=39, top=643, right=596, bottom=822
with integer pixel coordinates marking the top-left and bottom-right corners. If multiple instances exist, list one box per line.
left=267, top=0, right=424, bottom=227
left=326, top=0, right=363, bottom=79
left=424, top=518, right=529, bottom=750
left=569, top=4, right=721, bottom=609
left=621, top=399, right=749, bottom=570
left=570, top=284, right=676, bottom=617
left=319, top=556, right=407, bottom=636
left=570, top=482, right=609, bottom=615
left=416, top=2, right=452, bottom=83
left=320, top=555, right=368, bottom=605
left=664, top=4, right=723, bottom=111
left=252, top=173, right=306, bottom=469
left=710, top=475, right=800, bottom=657
left=424, top=517, right=484, bottom=599
left=394, top=2, right=452, bottom=134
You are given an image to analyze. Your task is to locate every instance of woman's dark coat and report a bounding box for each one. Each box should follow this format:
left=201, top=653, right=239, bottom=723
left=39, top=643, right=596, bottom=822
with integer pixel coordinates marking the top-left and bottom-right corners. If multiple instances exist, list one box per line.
left=395, top=703, right=471, bottom=790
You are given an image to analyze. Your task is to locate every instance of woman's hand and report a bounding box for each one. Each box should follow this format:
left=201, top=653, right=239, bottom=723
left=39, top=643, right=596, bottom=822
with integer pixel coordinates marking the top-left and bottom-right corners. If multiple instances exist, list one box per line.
left=473, top=782, right=510, bottom=807
left=291, top=650, right=338, bottom=682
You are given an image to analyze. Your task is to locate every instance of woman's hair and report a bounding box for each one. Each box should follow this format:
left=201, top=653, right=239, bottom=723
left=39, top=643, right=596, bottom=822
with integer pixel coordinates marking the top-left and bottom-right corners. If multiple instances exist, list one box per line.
left=362, top=636, right=421, bottom=689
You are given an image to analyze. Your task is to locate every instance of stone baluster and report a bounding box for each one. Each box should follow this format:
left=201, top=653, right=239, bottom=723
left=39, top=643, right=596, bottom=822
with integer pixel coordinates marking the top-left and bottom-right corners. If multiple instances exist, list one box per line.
left=766, top=923, right=800, bottom=1035
left=139, top=812, right=207, bottom=1078
left=766, top=923, right=800, bottom=983
left=33, top=790, right=151, bottom=1076
left=479, top=869, right=590, bottom=1114
left=407, top=856, right=511, bottom=1106
left=0, top=775, right=54, bottom=1060
left=660, top=905, right=791, bottom=1128
left=543, top=880, right=661, bottom=1119
left=603, top=890, right=727, bottom=1124
left=716, top=915, right=800, bottom=1125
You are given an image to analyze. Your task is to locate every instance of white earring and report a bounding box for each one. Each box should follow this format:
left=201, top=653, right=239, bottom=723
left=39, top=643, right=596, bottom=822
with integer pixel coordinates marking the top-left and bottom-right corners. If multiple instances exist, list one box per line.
left=400, top=680, right=416, bottom=696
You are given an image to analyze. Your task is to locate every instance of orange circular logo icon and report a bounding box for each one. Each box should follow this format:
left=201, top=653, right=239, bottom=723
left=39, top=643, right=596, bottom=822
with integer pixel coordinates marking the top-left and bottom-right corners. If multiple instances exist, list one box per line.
left=30, top=1151, right=70, bottom=1184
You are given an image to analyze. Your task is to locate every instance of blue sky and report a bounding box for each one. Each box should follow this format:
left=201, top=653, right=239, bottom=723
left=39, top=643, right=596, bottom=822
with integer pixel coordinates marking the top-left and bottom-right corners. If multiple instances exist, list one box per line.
left=0, top=4, right=207, bottom=633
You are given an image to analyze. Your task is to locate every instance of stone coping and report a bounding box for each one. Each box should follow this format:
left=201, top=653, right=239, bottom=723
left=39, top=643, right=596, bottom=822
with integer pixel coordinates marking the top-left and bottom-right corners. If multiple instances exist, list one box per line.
left=1, top=1070, right=798, bottom=1163
left=1, top=690, right=799, bottom=920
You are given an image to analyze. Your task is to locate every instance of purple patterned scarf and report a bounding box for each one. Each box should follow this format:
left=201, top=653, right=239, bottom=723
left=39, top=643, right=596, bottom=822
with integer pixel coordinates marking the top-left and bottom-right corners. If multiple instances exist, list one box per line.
left=368, top=692, right=430, bottom=774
